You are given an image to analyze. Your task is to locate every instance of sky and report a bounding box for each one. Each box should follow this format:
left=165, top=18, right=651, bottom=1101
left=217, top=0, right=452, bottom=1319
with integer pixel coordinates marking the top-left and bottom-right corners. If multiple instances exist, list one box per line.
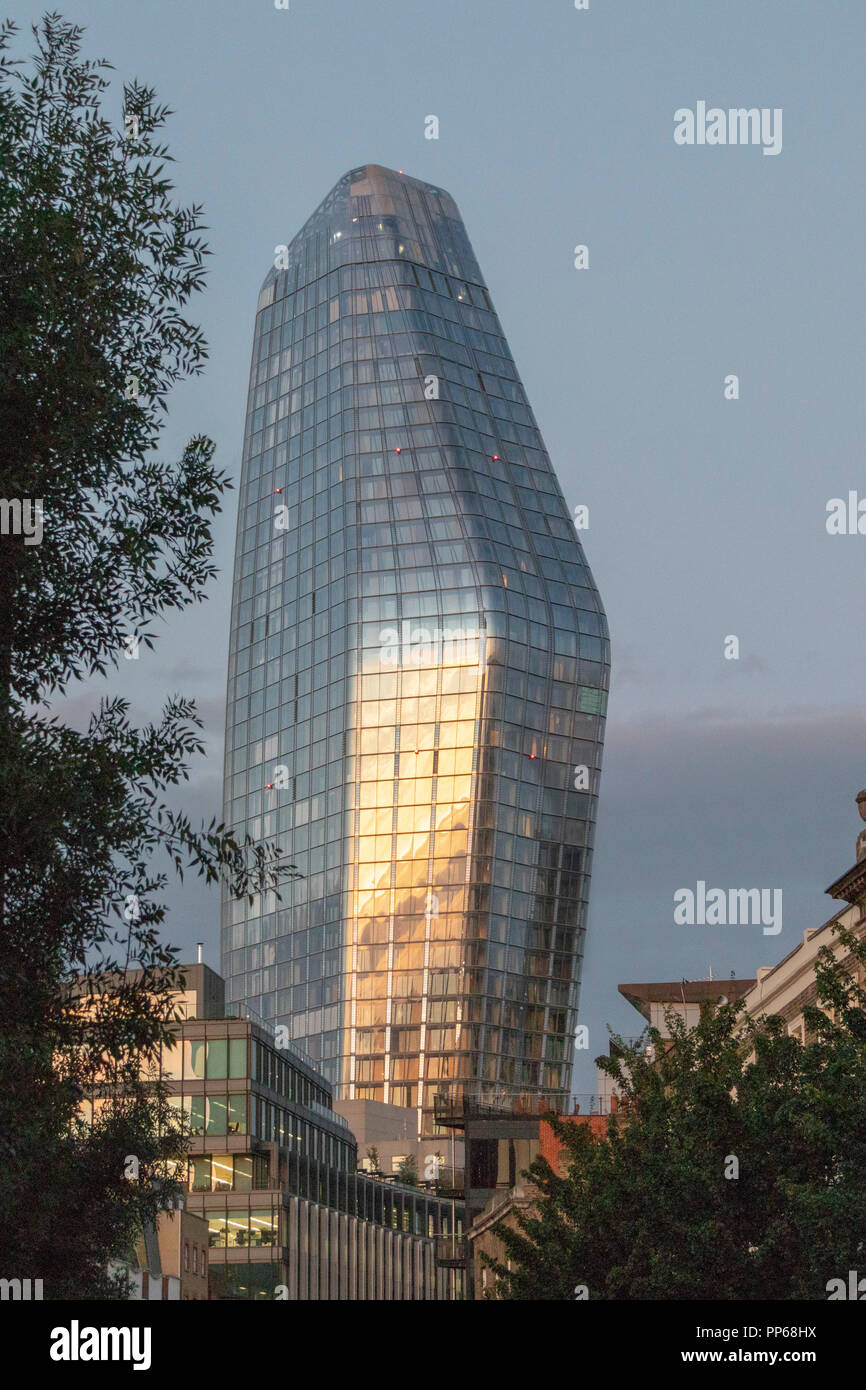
left=13, top=0, right=865, bottom=1090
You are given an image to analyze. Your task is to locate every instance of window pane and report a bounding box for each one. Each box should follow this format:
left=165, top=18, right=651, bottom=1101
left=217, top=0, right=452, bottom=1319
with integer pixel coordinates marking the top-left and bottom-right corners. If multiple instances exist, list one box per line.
left=184, top=1040, right=206, bottom=1079
left=211, top=1155, right=233, bottom=1192
left=234, top=1156, right=253, bottom=1191
left=206, top=1094, right=227, bottom=1136
left=250, top=1208, right=276, bottom=1247
left=162, top=1041, right=182, bottom=1080
left=227, top=1210, right=250, bottom=1248
left=229, top=1038, right=247, bottom=1078
left=207, top=1039, right=228, bottom=1080
left=189, top=1096, right=205, bottom=1137
left=190, top=1155, right=211, bottom=1192
left=208, top=1214, right=227, bottom=1249
left=228, top=1094, right=247, bottom=1135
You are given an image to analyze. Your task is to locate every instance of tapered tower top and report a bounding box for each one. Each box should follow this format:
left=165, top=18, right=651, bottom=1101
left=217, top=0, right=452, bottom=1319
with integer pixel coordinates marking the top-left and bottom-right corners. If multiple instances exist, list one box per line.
left=261, top=163, right=485, bottom=301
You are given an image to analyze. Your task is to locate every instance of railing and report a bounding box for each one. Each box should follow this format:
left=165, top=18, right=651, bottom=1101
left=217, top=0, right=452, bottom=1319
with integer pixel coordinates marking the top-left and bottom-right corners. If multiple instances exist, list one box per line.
left=309, top=1098, right=350, bottom=1130
left=570, top=1093, right=636, bottom=1117
left=434, top=1235, right=467, bottom=1267
left=233, top=1002, right=318, bottom=1072
left=434, top=1167, right=465, bottom=1196
left=433, top=1083, right=570, bottom=1125
left=233, top=1004, right=349, bottom=1130
left=432, top=1085, right=628, bottom=1123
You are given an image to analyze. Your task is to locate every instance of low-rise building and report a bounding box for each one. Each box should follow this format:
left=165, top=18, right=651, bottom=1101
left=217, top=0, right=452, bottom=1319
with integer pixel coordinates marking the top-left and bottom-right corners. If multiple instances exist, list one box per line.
left=156, top=1208, right=209, bottom=1300
left=86, top=960, right=465, bottom=1300
left=740, top=796, right=866, bottom=1037
left=334, top=1097, right=462, bottom=1183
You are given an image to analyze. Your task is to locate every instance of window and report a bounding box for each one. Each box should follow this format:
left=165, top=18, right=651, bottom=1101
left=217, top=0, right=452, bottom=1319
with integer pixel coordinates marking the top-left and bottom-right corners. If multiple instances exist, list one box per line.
left=161, top=1041, right=182, bottom=1080
left=188, top=1096, right=205, bottom=1136
left=183, top=1242, right=190, bottom=1271
left=211, top=1155, right=233, bottom=1191
left=190, top=1155, right=212, bottom=1193
left=184, top=1040, right=206, bottom=1079
left=228, top=1093, right=247, bottom=1135
left=208, top=1215, right=228, bottom=1249
left=207, top=1039, right=228, bottom=1079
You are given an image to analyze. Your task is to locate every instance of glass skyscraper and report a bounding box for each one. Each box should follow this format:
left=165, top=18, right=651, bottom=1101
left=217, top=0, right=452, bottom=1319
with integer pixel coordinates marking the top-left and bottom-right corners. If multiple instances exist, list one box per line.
left=222, top=165, right=609, bottom=1134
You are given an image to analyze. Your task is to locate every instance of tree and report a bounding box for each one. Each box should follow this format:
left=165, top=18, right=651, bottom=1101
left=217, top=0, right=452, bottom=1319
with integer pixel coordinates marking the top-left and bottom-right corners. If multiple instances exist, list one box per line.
left=366, top=1146, right=381, bottom=1174
left=484, top=920, right=866, bottom=1300
left=396, top=1154, right=418, bottom=1187
left=0, top=14, right=293, bottom=1297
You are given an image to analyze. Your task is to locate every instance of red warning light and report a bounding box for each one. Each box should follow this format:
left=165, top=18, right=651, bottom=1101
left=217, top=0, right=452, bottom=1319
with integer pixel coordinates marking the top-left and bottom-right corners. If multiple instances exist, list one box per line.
left=395, top=447, right=402, bottom=454
left=265, top=783, right=274, bottom=789
left=492, top=454, right=499, bottom=461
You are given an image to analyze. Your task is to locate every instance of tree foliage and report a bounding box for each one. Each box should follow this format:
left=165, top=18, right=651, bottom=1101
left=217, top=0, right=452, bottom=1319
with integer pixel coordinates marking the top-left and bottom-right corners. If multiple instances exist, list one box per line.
left=0, top=14, right=293, bottom=1296
left=396, top=1154, right=419, bottom=1187
left=485, top=922, right=866, bottom=1300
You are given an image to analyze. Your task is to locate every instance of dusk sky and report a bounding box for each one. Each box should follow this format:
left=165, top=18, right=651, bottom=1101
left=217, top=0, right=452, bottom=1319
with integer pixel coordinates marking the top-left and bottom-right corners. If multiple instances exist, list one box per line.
left=19, top=0, right=865, bottom=1089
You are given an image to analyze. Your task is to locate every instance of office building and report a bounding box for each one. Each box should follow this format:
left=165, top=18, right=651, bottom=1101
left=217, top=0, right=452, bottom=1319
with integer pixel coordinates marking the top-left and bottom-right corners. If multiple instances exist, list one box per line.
left=83, top=962, right=464, bottom=1299
left=222, top=164, right=609, bottom=1136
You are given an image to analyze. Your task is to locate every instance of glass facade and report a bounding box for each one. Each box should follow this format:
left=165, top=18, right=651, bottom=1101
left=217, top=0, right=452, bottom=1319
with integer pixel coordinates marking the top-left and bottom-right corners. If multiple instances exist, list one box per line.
left=157, top=1020, right=354, bottom=1173
left=164, top=1006, right=463, bottom=1300
left=222, top=164, right=609, bottom=1133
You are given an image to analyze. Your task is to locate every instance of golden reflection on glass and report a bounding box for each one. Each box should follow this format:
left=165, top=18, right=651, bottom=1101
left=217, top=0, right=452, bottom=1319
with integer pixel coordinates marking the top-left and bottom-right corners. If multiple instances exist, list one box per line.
left=342, top=630, right=483, bottom=1123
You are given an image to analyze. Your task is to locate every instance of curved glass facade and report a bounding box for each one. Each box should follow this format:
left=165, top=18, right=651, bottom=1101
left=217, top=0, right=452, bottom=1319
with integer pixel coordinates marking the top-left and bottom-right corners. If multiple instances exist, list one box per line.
left=222, top=165, right=609, bottom=1133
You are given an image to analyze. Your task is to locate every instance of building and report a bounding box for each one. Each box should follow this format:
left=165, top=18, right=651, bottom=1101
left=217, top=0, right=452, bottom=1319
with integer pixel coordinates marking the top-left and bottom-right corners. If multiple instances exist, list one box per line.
left=222, top=163, right=609, bottom=1139
left=108, top=1209, right=207, bottom=1301
left=156, top=1209, right=210, bottom=1301
left=85, top=961, right=465, bottom=1299
left=467, top=1112, right=609, bottom=1299
left=617, top=977, right=757, bottom=1035
left=172, top=963, right=464, bottom=1298
left=433, top=1086, right=549, bottom=1294
left=333, top=1097, right=462, bottom=1182
left=436, top=1085, right=611, bottom=1297
left=108, top=1220, right=172, bottom=1301
left=469, top=1180, right=537, bottom=1301
left=739, top=790, right=866, bottom=1039
left=617, top=794, right=866, bottom=1049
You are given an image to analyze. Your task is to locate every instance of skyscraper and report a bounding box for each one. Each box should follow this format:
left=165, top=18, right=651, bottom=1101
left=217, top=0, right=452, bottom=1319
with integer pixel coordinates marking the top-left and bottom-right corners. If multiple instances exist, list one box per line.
left=222, top=165, right=609, bottom=1135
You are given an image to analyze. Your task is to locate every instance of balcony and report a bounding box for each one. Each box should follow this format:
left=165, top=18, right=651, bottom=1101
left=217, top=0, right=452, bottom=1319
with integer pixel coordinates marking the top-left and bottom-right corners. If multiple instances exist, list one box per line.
left=434, top=1167, right=465, bottom=1200
left=434, top=1235, right=467, bottom=1268
left=570, top=1093, right=621, bottom=1117
left=433, top=1083, right=569, bottom=1128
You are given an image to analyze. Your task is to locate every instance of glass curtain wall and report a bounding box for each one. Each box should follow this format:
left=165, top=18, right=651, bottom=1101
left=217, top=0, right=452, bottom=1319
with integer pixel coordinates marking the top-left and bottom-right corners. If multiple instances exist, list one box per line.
left=222, top=166, right=609, bottom=1134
